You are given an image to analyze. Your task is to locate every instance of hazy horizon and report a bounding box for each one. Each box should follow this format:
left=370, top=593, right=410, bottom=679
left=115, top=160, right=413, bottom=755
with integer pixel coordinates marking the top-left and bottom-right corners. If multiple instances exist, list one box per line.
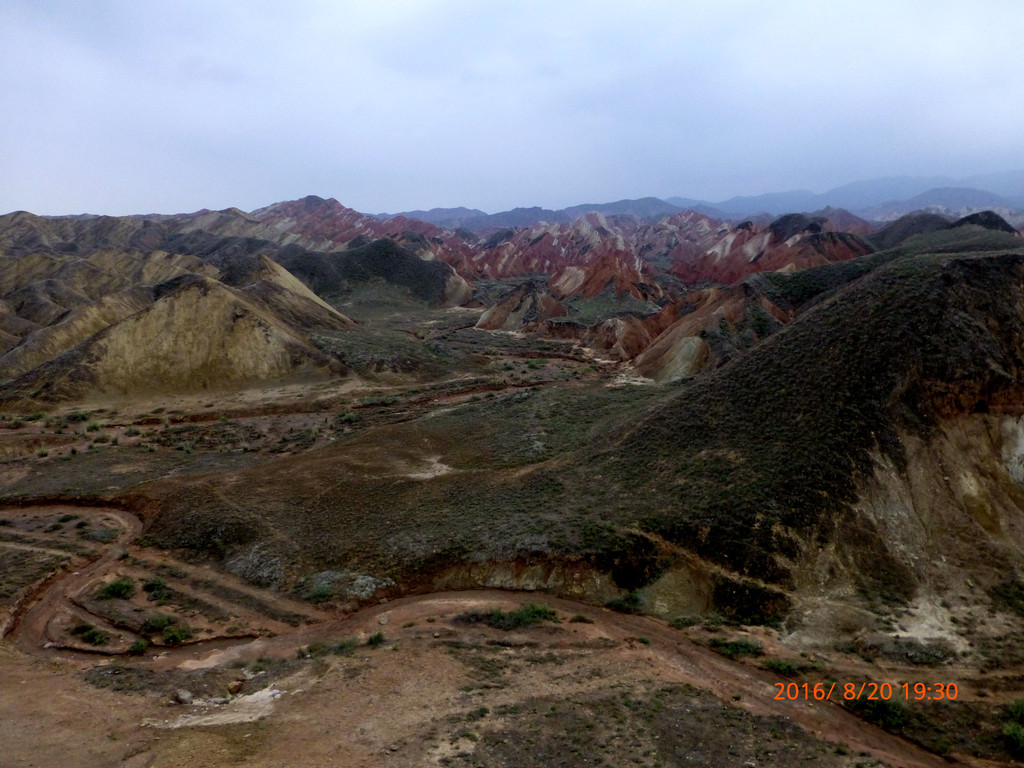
left=3, top=1, right=1024, bottom=217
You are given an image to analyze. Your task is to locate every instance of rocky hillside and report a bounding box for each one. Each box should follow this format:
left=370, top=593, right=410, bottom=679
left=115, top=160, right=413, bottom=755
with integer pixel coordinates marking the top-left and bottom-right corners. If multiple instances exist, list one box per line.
left=118, top=231, right=1024, bottom=641
left=3, top=200, right=1020, bottom=397
left=0, top=208, right=476, bottom=401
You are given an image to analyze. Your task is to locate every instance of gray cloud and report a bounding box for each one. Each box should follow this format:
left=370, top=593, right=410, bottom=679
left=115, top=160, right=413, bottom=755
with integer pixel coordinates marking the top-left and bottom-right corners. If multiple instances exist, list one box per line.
left=2, top=0, right=1023, bottom=215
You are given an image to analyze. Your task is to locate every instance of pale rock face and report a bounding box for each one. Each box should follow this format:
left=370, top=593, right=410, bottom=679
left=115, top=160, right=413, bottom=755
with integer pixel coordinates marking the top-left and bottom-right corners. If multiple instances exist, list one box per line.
left=548, top=266, right=587, bottom=296
left=641, top=335, right=710, bottom=383
left=786, top=414, right=1024, bottom=651
left=442, top=272, right=473, bottom=307
left=1000, top=415, right=1024, bottom=485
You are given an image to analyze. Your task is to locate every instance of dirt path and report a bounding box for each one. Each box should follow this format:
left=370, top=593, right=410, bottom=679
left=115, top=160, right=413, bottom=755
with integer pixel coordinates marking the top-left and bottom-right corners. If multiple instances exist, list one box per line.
left=342, top=593, right=976, bottom=768
left=0, top=507, right=996, bottom=767
left=135, top=591, right=975, bottom=768
left=3, top=506, right=141, bottom=655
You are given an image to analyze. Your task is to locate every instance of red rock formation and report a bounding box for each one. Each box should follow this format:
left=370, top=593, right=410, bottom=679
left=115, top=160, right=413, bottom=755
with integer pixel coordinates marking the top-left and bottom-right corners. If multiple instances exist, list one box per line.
left=475, top=282, right=569, bottom=332
left=669, top=219, right=874, bottom=285
left=250, top=196, right=477, bottom=265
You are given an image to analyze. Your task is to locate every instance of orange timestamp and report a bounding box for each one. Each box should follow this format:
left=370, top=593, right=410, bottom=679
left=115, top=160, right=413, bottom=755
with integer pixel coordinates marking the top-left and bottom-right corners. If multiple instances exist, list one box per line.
left=773, top=681, right=958, bottom=702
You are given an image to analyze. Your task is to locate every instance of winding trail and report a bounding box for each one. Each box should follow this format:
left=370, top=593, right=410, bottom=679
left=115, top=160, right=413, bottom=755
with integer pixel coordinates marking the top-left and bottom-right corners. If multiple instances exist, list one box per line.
left=2, top=506, right=141, bottom=654
left=0, top=505, right=1004, bottom=768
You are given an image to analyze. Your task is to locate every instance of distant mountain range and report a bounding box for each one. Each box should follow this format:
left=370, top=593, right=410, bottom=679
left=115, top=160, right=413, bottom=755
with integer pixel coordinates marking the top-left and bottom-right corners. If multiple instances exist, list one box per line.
left=687, top=172, right=1024, bottom=217
left=375, top=197, right=685, bottom=230
left=377, top=171, right=1024, bottom=229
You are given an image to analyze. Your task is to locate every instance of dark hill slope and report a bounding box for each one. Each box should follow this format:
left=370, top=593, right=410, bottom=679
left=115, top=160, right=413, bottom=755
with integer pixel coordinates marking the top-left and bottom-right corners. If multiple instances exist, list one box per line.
left=869, top=210, right=1018, bottom=250
left=132, top=243, right=1024, bottom=626
left=272, top=237, right=466, bottom=305
left=953, top=209, right=1018, bottom=233
left=594, top=248, right=1024, bottom=596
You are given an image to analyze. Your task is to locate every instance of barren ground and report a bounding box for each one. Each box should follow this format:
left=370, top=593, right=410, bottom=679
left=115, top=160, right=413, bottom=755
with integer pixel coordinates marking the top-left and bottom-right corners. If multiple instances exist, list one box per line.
left=0, top=503, right=1015, bottom=767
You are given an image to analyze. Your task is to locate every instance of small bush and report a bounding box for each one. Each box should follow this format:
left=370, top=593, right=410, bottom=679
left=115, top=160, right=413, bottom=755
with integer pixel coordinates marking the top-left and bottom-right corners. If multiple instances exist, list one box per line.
left=762, top=657, right=800, bottom=676
left=366, top=631, right=386, bottom=648
left=127, top=639, right=149, bottom=656
left=86, top=422, right=101, bottom=432
left=300, top=641, right=351, bottom=658
left=1005, top=721, right=1024, bottom=759
left=845, top=693, right=908, bottom=733
left=332, top=638, right=359, bottom=655
left=71, top=624, right=109, bottom=646
left=125, top=427, right=140, bottom=436
left=605, top=591, right=642, bottom=614
left=360, top=396, right=397, bottom=406
left=305, top=585, right=333, bottom=604
left=669, top=615, right=702, bottom=629
left=461, top=603, right=559, bottom=630
left=97, top=577, right=135, bottom=600
left=708, top=637, right=764, bottom=660
left=161, top=624, right=193, bottom=645
left=142, top=577, right=171, bottom=601
left=142, top=614, right=174, bottom=634
left=1009, top=698, right=1024, bottom=724
left=569, top=614, right=594, bottom=624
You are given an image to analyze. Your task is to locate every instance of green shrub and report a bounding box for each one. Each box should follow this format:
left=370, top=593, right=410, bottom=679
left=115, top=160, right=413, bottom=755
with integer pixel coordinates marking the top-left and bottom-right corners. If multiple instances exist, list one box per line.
left=304, top=585, right=333, bottom=604
left=126, top=639, right=149, bottom=656
left=568, top=614, right=594, bottom=624
left=762, top=657, right=800, bottom=676
left=469, top=603, right=559, bottom=630
left=300, top=641, right=348, bottom=658
left=605, top=591, right=642, bottom=614
left=142, top=614, right=174, bottom=634
left=360, top=396, right=397, bottom=406
left=331, top=637, right=359, bottom=655
left=161, top=624, right=193, bottom=645
left=990, top=580, right=1024, bottom=617
left=366, top=631, right=386, bottom=648
left=71, top=623, right=109, bottom=646
left=1005, top=722, right=1024, bottom=758
left=845, top=693, right=908, bottom=733
left=708, top=637, right=764, bottom=660
left=97, top=577, right=135, bottom=600
left=125, top=427, right=141, bottom=436
left=1008, top=698, right=1024, bottom=724
left=142, top=577, right=171, bottom=601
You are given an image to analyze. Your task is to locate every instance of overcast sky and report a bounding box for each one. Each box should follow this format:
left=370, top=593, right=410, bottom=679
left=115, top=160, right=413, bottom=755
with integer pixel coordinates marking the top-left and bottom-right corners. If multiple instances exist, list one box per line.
left=2, top=0, right=1023, bottom=216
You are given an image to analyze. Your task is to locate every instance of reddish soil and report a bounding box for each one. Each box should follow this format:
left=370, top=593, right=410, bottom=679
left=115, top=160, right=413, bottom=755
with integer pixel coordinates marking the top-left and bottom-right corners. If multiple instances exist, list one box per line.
left=1, top=505, right=1007, bottom=767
